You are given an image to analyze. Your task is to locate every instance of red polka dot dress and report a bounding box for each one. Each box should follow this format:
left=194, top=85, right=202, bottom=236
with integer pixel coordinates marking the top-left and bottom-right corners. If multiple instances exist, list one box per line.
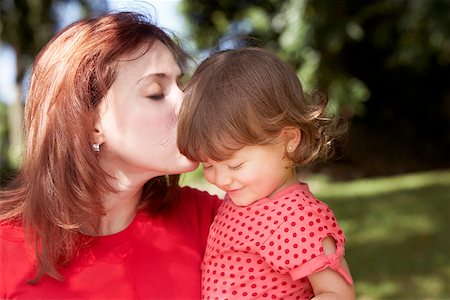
left=201, top=183, right=353, bottom=299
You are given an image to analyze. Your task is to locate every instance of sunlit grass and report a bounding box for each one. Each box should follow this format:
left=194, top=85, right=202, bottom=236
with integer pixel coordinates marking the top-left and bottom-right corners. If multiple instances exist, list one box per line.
left=306, top=170, right=450, bottom=198
left=182, top=168, right=450, bottom=299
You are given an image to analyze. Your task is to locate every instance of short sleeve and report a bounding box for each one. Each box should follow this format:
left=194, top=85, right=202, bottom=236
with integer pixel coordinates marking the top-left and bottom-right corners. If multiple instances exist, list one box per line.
left=259, top=203, right=352, bottom=284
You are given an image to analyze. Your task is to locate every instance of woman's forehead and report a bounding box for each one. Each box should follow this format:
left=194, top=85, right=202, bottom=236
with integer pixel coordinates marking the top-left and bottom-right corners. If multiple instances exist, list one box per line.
left=117, top=41, right=181, bottom=83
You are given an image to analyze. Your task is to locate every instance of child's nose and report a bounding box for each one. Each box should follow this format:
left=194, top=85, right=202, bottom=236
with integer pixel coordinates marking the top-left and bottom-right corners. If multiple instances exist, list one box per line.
left=215, top=169, right=232, bottom=188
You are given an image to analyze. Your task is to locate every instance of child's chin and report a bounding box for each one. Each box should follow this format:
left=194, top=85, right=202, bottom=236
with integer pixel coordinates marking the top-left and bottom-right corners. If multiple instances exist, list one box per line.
left=229, top=195, right=258, bottom=207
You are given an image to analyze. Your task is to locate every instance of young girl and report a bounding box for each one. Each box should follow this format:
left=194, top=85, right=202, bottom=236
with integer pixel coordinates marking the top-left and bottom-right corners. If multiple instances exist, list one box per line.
left=178, top=47, right=355, bottom=299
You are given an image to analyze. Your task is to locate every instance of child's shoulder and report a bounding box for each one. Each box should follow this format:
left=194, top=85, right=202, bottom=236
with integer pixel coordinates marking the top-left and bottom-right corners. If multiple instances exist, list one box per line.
left=277, top=182, right=329, bottom=209
left=271, top=182, right=338, bottom=223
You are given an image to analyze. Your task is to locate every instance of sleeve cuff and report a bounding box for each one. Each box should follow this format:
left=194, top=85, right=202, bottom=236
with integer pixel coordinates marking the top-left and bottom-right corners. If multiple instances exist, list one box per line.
left=289, top=251, right=353, bottom=285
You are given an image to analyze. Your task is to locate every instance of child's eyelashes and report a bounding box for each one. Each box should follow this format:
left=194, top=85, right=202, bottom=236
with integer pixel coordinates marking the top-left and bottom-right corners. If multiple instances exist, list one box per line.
left=202, top=163, right=213, bottom=169
left=229, top=162, right=244, bottom=170
left=202, top=162, right=245, bottom=170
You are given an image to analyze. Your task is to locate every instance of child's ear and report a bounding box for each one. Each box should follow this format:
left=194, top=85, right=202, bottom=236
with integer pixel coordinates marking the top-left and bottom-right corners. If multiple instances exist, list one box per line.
left=281, top=126, right=301, bottom=153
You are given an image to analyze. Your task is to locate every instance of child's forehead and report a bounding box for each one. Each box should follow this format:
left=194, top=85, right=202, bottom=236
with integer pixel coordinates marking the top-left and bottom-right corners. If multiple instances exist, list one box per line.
left=198, top=146, right=240, bottom=163
left=204, top=144, right=276, bottom=164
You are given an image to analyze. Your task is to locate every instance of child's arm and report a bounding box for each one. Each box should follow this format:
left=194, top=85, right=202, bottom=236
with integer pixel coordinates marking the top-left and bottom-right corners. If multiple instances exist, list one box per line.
left=308, top=237, right=355, bottom=300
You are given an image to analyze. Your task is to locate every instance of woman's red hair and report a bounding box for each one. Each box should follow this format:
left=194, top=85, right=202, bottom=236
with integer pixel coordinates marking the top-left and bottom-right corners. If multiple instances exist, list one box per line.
left=0, top=11, right=188, bottom=282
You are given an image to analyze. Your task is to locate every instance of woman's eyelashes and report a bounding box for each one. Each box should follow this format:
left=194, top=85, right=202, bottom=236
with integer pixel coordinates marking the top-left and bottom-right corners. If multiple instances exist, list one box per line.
left=145, top=82, right=165, bottom=100
left=147, top=93, right=164, bottom=100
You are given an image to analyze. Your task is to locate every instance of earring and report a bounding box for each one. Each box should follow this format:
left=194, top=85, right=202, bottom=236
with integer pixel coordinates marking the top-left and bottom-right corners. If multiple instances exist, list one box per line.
left=288, top=146, right=293, bottom=152
left=92, top=143, right=100, bottom=152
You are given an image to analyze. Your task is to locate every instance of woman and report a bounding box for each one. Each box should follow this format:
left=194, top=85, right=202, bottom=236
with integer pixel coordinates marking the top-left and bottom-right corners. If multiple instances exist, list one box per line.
left=0, top=12, right=221, bottom=299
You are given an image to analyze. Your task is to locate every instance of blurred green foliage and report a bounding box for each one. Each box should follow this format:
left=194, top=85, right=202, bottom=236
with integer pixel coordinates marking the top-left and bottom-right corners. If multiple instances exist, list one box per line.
left=181, top=0, right=449, bottom=118
left=0, top=0, right=107, bottom=80
left=182, top=168, right=450, bottom=299
left=181, top=0, right=450, bottom=176
left=0, top=102, right=15, bottom=186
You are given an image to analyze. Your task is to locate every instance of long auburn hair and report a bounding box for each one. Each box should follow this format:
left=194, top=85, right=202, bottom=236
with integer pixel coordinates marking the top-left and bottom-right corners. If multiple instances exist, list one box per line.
left=178, top=47, right=347, bottom=166
left=0, top=12, right=188, bottom=282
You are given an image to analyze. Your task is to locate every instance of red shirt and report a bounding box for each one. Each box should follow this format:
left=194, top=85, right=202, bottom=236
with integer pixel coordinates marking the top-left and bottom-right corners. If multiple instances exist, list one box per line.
left=0, top=187, right=221, bottom=299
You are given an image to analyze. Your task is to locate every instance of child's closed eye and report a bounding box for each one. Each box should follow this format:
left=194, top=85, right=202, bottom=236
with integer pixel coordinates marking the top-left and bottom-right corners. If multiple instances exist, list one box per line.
left=229, top=162, right=244, bottom=170
left=202, top=163, right=213, bottom=169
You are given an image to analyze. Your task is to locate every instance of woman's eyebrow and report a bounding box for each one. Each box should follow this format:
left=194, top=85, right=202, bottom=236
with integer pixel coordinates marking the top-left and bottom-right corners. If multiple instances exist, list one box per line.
left=137, top=72, right=184, bottom=85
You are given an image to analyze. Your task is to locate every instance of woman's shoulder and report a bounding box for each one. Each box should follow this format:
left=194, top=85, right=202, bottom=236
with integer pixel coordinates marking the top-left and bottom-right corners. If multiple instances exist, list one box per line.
left=178, top=186, right=222, bottom=205
left=174, top=186, right=222, bottom=220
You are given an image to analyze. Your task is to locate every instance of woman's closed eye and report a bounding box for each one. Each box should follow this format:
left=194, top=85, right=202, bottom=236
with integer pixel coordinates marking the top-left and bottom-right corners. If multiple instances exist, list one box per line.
left=147, top=94, right=165, bottom=100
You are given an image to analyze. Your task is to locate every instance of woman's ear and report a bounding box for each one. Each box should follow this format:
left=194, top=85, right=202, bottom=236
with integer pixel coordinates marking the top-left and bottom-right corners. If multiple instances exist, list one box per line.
left=282, top=126, right=301, bottom=153
left=92, top=128, right=104, bottom=144
left=92, top=112, right=105, bottom=147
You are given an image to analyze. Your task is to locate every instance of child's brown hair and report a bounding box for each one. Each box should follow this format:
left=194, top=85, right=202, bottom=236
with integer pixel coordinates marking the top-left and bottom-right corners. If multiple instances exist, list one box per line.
left=178, top=47, right=346, bottom=167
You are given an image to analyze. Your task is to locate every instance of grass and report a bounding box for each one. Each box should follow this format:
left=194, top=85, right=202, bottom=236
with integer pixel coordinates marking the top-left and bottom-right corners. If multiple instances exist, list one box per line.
left=181, top=168, right=450, bottom=299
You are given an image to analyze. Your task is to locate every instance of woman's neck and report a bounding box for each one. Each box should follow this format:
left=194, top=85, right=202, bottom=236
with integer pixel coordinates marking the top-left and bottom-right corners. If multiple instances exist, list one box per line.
left=79, top=177, right=143, bottom=236
left=98, top=187, right=142, bottom=235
